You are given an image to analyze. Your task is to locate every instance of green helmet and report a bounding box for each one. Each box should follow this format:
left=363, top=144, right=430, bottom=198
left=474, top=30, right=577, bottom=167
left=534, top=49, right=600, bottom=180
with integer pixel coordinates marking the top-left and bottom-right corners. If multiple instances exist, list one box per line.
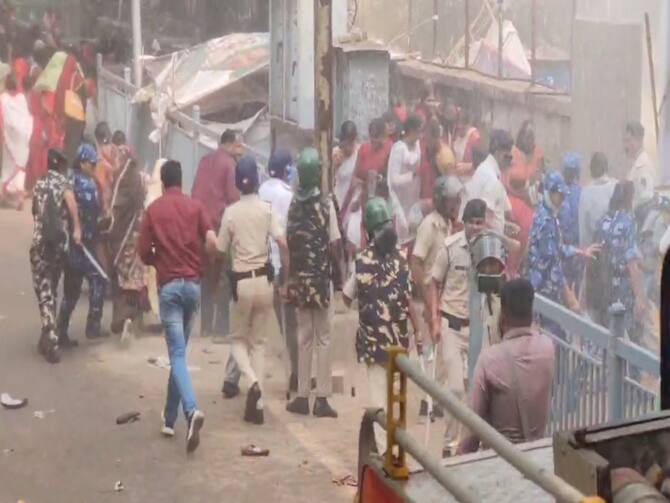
left=364, top=197, right=392, bottom=234
left=433, top=176, right=450, bottom=209
left=433, top=175, right=462, bottom=211
left=296, top=147, right=321, bottom=193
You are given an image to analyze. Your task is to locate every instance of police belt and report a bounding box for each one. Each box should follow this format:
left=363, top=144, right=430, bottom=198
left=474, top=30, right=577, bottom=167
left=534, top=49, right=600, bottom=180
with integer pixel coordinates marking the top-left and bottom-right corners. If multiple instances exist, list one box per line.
left=232, top=265, right=271, bottom=282
left=440, top=311, right=470, bottom=331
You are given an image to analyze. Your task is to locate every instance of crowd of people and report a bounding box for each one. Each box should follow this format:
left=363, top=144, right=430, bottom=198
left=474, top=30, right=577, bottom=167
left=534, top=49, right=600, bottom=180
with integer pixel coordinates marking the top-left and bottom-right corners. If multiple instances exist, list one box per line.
left=2, top=9, right=666, bottom=459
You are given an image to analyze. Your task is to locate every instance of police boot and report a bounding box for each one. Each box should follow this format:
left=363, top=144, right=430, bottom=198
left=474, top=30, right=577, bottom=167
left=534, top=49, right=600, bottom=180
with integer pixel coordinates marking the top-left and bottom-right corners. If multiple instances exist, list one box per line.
left=313, top=397, right=338, bottom=418
left=56, top=311, right=78, bottom=349
left=286, top=396, right=309, bottom=415
left=243, top=383, right=264, bottom=425
left=85, top=319, right=110, bottom=340
left=222, top=381, right=240, bottom=399
left=38, top=331, right=60, bottom=364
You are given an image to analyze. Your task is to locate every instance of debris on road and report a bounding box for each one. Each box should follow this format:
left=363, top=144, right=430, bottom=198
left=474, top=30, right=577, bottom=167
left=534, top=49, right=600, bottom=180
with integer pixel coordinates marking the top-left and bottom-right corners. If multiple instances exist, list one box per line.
left=202, top=347, right=214, bottom=354
left=33, top=409, right=55, bottom=419
left=116, top=411, right=141, bottom=425
left=208, top=359, right=222, bottom=365
left=147, top=356, right=170, bottom=369
left=114, top=481, right=124, bottom=492
left=3, top=448, right=14, bottom=455
left=1, top=393, right=28, bottom=410
left=241, top=444, right=270, bottom=457
left=332, top=474, right=358, bottom=487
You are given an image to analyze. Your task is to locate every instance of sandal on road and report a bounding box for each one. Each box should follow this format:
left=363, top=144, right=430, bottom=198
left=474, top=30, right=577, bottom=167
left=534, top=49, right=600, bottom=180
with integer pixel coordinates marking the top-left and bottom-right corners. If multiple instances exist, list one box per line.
left=241, top=444, right=270, bottom=457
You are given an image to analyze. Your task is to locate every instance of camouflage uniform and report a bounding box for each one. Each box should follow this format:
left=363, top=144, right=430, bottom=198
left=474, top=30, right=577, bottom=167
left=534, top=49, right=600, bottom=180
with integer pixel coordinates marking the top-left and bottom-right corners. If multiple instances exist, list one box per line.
left=593, top=211, right=641, bottom=339
left=528, top=197, right=577, bottom=340
left=287, top=195, right=339, bottom=399
left=29, top=170, right=71, bottom=348
left=345, top=245, right=412, bottom=365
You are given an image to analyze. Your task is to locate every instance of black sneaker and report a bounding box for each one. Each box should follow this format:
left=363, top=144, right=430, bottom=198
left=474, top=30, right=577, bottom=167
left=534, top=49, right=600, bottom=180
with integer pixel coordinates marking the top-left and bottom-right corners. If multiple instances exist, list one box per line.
left=186, top=410, right=205, bottom=453
left=286, top=396, right=309, bottom=415
left=222, top=381, right=240, bottom=399
left=243, top=383, right=264, bottom=425
left=313, top=397, right=338, bottom=418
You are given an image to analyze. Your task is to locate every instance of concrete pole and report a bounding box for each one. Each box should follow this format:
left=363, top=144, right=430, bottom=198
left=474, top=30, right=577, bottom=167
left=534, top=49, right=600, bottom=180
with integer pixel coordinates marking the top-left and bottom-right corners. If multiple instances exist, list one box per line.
left=314, top=0, right=334, bottom=195
left=131, top=0, right=143, bottom=88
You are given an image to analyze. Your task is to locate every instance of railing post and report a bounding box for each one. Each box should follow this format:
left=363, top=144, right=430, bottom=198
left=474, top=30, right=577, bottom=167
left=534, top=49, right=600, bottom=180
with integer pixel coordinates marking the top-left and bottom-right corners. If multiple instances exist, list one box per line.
left=96, top=53, right=104, bottom=118
left=123, top=66, right=132, bottom=134
left=192, top=105, right=201, bottom=179
left=607, top=302, right=626, bottom=422
left=467, top=274, right=483, bottom=386
left=384, top=346, right=409, bottom=480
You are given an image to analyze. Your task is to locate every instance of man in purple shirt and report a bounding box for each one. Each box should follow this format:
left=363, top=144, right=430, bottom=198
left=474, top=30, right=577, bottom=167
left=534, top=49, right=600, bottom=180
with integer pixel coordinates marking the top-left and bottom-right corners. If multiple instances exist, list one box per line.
left=191, top=129, right=243, bottom=338
left=458, top=279, right=555, bottom=454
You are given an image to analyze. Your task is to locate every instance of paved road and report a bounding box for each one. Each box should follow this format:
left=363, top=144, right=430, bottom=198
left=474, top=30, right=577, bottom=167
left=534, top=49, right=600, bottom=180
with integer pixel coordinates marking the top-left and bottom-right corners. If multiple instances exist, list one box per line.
left=0, top=207, right=366, bottom=503
left=0, top=206, right=448, bottom=503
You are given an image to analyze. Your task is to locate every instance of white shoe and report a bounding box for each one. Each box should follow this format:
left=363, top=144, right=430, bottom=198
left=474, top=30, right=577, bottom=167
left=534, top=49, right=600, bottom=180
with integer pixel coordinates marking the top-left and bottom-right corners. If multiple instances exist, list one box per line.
left=120, top=319, right=133, bottom=349
left=161, top=412, right=175, bottom=438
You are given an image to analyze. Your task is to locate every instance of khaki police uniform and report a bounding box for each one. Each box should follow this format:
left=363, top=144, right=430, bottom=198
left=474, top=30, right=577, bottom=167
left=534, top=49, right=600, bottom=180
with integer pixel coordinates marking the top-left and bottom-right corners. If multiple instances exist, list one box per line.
left=412, top=210, right=451, bottom=395
left=431, top=229, right=472, bottom=450
left=217, top=194, right=284, bottom=393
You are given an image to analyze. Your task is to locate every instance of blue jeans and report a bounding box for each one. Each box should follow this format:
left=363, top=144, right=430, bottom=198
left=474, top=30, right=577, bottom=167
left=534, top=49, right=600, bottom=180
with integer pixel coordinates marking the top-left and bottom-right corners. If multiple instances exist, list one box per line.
left=160, top=279, right=200, bottom=427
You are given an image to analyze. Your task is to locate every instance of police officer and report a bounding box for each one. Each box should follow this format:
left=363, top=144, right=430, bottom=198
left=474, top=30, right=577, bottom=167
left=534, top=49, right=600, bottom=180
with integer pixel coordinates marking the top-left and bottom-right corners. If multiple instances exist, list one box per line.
left=343, top=197, right=420, bottom=420
left=30, top=148, right=82, bottom=363
left=428, top=198, right=486, bottom=457
left=215, top=155, right=288, bottom=425
left=411, top=175, right=462, bottom=418
left=528, top=171, right=597, bottom=338
left=285, top=148, right=340, bottom=418
left=57, top=143, right=108, bottom=341
left=558, top=152, right=582, bottom=291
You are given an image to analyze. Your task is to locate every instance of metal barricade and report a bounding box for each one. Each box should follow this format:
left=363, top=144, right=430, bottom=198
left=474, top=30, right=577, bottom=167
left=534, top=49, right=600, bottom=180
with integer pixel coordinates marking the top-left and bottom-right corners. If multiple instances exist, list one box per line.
left=369, top=347, right=601, bottom=503
left=534, top=295, right=660, bottom=429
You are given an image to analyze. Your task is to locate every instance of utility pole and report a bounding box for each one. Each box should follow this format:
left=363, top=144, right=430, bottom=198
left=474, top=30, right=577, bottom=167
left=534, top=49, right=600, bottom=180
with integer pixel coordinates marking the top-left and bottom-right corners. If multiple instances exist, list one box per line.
left=314, top=0, right=334, bottom=195
left=131, top=0, right=143, bottom=88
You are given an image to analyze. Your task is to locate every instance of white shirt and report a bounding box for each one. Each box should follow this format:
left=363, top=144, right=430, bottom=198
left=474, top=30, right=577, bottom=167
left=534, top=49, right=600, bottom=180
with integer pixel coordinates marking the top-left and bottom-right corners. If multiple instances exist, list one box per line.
left=465, top=154, right=511, bottom=233
left=578, top=175, right=617, bottom=248
left=628, top=150, right=655, bottom=208
left=259, top=177, right=293, bottom=271
left=387, top=140, right=422, bottom=244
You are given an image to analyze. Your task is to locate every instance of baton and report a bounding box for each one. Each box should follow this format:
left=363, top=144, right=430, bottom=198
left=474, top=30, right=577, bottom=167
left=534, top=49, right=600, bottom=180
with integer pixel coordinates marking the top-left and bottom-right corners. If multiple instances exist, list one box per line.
left=81, top=245, right=110, bottom=282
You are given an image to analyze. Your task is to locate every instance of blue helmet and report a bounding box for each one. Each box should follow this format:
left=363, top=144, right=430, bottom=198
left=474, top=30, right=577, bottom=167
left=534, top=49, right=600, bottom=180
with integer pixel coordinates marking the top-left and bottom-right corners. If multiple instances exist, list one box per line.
left=76, top=143, right=98, bottom=165
left=235, top=155, right=259, bottom=193
left=561, top=152, right=581, bottom=176
left=544, top=171, right=568, bottom=195
left=268, top=149, right=292, bottom=179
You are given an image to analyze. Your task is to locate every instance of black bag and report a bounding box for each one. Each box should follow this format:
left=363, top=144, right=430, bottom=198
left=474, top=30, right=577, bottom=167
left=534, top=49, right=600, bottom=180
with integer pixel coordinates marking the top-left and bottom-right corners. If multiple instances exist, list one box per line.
left=42, top=190, right=65, bottom=246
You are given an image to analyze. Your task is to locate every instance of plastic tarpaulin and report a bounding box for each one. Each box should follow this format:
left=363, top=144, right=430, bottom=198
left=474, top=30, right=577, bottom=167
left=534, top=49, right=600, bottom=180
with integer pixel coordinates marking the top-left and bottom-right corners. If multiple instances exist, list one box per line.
left=137, top=32, right=269, bottom=116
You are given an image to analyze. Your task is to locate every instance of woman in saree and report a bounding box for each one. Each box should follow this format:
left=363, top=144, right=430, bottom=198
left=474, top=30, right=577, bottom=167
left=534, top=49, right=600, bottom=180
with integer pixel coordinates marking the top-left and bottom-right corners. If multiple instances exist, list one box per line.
left=0, top=73, right=33, bottom=209
left=106, top=146, right=148, bottom=344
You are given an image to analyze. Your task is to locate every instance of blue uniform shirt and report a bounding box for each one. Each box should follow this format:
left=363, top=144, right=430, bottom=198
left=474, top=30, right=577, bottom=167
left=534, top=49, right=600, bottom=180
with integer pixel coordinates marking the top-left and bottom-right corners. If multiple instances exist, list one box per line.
left=528, top=200, right=577, bottom=302
left=559, top=181, right=581, bottom=247
left=593, top=211, right=640, bottom=312
left=69, top=170, right=101, bottom=271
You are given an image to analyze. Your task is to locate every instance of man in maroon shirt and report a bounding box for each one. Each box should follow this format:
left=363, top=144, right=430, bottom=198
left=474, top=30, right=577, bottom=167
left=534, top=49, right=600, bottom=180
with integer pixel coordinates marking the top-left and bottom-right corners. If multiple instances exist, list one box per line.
left=139, top=160, right=217, bottom=454
left=191, top=129, right=243, bottom=338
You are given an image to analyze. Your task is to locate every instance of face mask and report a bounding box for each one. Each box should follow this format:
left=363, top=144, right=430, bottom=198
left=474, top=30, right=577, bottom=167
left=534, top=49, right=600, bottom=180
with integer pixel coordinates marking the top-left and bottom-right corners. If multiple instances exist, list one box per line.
left=373, top=223, right=398, bottom=256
